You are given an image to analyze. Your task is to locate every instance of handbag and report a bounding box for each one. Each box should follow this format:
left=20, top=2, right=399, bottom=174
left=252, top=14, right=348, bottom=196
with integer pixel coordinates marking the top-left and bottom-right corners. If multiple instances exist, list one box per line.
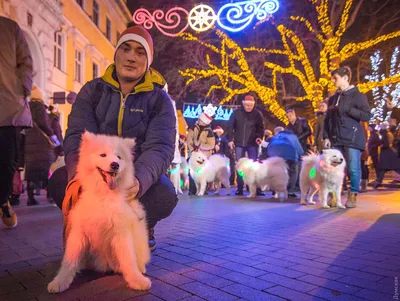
left=33, top=121, right=57, bottom=148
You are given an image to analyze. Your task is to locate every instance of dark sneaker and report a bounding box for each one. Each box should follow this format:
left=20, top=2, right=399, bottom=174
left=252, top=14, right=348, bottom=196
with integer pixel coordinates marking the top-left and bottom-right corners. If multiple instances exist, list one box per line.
left=27, top=198, right=40, bottom=206
left=288, top=193, right=297, bottom=198
left=148, top=228, right=156, bottom=252
left=256, top=191, right=265, bottom=196
left=9, top=195, right=20, bottom=206
left=235, top=190, right=244, bottom=196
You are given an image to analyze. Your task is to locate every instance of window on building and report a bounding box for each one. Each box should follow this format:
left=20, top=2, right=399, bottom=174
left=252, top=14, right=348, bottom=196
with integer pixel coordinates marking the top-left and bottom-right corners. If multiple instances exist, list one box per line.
left=92, top=62, right=99, bottom=79
left=75, top=0, right=83, bottom=7
left=75, top=50, right=82, bottom=83
left=106, top=17, right=111, bottom=41
left=93, top=0, right=99, bottom=27
left=54, top=32, right=63, bottom=70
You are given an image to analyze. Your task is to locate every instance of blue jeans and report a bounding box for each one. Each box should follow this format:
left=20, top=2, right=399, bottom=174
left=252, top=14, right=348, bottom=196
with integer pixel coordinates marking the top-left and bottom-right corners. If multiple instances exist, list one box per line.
left=235, top=146, right=257, bottom=191
left=336, top=147, right=361, bottom=193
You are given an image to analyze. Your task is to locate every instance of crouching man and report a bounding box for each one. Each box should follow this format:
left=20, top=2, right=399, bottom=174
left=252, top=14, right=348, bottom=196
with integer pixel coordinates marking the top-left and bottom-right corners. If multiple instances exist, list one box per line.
left=48, top=26, right=178, bottom=251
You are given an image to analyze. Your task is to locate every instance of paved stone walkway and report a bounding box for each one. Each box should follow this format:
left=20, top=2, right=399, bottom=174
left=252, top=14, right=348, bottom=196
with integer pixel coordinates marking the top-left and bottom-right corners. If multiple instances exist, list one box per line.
left=0, top=188, right=399, bottom=301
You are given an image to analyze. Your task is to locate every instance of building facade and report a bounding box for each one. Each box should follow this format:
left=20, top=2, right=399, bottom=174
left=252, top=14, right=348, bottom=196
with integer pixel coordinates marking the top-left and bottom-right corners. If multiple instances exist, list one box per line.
left=0, top=0, right=131, bottom=132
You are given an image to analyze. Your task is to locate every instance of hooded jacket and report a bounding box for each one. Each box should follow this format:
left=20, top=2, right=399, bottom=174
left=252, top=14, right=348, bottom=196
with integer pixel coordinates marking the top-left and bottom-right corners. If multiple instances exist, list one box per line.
left=0, top=16, right=33, bottom=127
left=64, top=65, right=176, bottom=198
left=323, top=86, right=371, bottom=150
left=267, top=130, right=304, bottom=162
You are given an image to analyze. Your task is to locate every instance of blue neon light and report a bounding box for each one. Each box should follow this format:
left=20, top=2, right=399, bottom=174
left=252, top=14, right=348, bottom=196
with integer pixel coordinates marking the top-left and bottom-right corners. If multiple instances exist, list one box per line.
left=183, top=104, right=234, bottom=121
left=217, top=0, right=279, bottom=32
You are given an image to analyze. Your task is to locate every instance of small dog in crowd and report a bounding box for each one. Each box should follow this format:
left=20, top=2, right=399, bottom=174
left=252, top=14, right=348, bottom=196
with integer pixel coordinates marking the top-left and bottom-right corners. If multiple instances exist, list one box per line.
left=300, top=149, right=346, bottom=208
left=236, top=157, right=289, bottom=200
left=180, top=158, right=189, bottom=190
left=48, top=132, right=151, bottom=293
left=189, top=152, right=231, bottom=196
left=169, top=157, right=189, bottom=194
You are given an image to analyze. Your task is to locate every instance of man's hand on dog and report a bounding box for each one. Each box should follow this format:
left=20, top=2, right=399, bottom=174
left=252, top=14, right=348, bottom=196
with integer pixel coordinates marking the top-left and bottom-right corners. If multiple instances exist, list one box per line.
left=127, top=177, right=140, bottom=200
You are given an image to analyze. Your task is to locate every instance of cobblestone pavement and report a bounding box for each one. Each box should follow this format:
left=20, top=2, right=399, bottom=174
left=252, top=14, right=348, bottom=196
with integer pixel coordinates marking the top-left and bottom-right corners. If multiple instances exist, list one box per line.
left=1, top=188, right=399, bottom=301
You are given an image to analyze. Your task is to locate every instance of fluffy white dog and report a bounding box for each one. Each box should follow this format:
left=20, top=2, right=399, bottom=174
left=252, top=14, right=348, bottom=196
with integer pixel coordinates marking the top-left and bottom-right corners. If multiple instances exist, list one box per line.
left=48, top=132, right=151, bottom=293
left=188, top=152, right=231, bottom=196
left=300, top=149, right=346, bottom=208
left=236, top=157, right=289, bottom=200
left=169, top=157, right=189, bottom=194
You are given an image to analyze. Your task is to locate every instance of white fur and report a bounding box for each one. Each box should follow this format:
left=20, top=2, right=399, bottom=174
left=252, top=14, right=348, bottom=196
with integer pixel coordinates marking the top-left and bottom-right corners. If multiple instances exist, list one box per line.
left=170, top=163, right=182, bottom=194
left=169, top=157, right=189, bottom=194
left=300, top=149, right=346, bottom=209
left=189, top=152, right=231, bottom=196
left=236, top=157, right=289, bottom=200
left=48, top=132, right=151, bottom=293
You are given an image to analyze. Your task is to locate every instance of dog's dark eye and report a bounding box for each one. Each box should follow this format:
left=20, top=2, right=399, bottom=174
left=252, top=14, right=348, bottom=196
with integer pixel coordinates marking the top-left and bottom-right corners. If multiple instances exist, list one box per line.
left=117, top=155, right=121, bottom=160
left=100, top=154, right=107, bottom=157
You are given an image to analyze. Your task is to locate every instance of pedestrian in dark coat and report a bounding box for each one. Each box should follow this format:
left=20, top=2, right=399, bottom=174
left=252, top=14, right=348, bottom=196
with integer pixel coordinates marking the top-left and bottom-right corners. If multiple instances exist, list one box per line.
left=374, top=123, right=400, bottom=188
left=368, top=124, right=380, bottom=177
left=314, top=100, right=328, bottom=152
left=0, top=16, right=33, bottom=228
left=286, top=109, right=312, bottom=153
left=323, top=66, right=371, bottom=208
left=24, top=85, right=60, bottom=205
left=213, top=126, right=230, bottom=157
left=227, top=95, right=265, bottom=195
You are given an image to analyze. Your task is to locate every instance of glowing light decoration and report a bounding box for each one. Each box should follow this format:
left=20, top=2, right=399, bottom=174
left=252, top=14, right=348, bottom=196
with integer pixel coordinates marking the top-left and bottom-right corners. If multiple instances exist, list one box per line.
left=309, top=167, right=316, bottom=179
left=132, top=7, right=189, bottom=37
left=188, top=5, right=216, bottom=32
left=170, top=166, right=179, bottom=174
left=183, top=103, right=235, bottom=121
left=366, top=47, right=400, bottom=123
left=179, top=0, right=400, bottom=123
left=203, top=103, right=218, bottom=117
left=217, top=0, right=279, bottom=32
left=132, top=0, right=280, bottom=35
left=195, top=168, right=203, bottom=175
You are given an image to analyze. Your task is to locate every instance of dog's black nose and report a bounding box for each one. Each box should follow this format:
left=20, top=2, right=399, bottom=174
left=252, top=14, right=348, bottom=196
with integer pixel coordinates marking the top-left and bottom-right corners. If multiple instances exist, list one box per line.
left=340, top=158, right=344, bottom=162
left=110, top=162, right=119, bottom=170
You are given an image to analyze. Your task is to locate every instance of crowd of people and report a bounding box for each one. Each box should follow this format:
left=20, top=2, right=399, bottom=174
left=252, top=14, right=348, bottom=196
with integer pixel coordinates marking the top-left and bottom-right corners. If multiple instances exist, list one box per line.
left=0, top=18, right=399, bottom=252
left=175, top=66, right=400, bottom=208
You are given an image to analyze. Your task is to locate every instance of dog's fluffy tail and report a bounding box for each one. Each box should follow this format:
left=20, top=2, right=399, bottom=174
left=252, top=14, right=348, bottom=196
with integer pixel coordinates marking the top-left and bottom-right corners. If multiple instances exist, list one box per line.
left=301, top=153, right=320, bottom=173
left=265, top=156, right=288, bottom=170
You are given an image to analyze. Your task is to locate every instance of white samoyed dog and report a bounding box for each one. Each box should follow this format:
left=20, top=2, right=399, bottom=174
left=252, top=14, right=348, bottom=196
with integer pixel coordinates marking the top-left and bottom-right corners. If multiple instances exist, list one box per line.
left=300, top=149, right=346, bottom=209
left=48, top=132, right=151, bottom=293
left=169, top=156, right=189, bottom=194
left=188, top=152, right=231, bottom=196
left=236, top=157, right=289, bottom=200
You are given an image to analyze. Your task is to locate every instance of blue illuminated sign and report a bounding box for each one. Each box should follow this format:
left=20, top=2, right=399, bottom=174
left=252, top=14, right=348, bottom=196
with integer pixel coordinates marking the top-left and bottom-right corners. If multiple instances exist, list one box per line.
left=183, top=104, right=235, bottom=121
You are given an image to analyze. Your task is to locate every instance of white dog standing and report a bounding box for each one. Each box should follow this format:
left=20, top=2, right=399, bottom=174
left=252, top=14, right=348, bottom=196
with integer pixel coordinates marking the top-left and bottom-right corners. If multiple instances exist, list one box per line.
left=236, top=157, right=289, bottom=200
left=300, top=149, right=346, bottom=208
left=48, top=132, right=151, bottom=293
left=169, top=156, right=189, bottom=194
left=189, top=152, right=231, bottom=196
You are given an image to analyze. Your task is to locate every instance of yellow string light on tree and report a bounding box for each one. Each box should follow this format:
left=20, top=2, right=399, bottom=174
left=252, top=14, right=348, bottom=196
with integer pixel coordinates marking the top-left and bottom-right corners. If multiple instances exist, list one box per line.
left=179, top=0, right=400, bottom=123
left=179, top=31, right=288, bottom=123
